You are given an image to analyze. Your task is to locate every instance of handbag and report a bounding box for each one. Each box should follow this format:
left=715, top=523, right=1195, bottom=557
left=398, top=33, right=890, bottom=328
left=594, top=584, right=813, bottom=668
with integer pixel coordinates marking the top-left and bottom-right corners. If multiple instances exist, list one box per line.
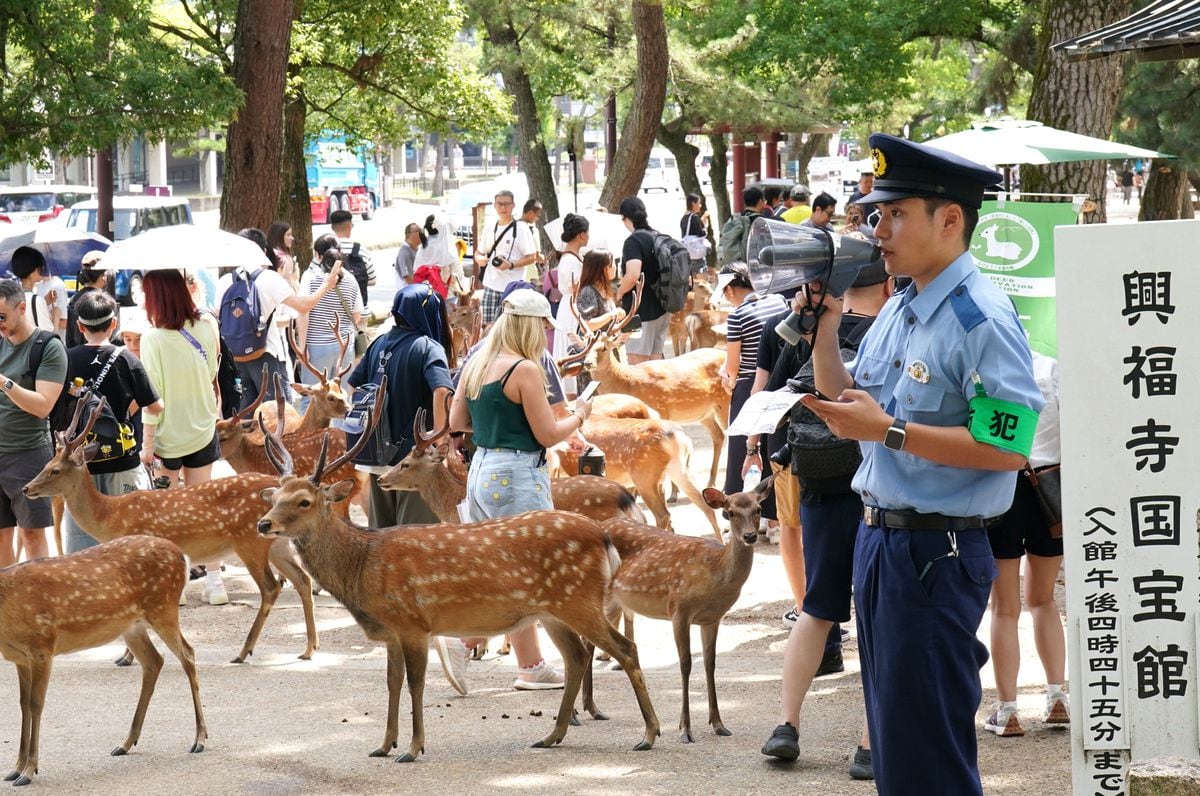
left=332, top=284, right=369, bottom=357
left=1023, top=463, right=1063, bottom=539
left=542, top=268, right=562, bottom=303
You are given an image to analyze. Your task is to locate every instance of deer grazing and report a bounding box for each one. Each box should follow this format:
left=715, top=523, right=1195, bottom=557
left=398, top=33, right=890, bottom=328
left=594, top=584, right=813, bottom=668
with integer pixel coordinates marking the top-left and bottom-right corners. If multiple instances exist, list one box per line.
left=0, top=535, right=207, bottom=785
left=255, top=386, right=661, bottom=761
left=583, top=478, right=771, bottom=743
left=587, top=287, right=728, bottom=491
left=551, top=415, right=721, bottom=539
left=23, top=396, right=319, bottom=663
left=378, top=403, right=644, bottom=524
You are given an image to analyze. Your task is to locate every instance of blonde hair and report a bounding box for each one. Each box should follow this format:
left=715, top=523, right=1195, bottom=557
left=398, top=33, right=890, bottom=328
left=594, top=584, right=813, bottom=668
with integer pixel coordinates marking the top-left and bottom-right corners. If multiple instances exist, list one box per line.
left=459, top=311, right=549, bottom=400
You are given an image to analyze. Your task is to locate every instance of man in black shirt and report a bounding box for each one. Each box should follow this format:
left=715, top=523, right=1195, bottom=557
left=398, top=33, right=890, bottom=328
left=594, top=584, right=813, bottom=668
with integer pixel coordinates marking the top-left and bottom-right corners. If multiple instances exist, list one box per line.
left=63, top=290, right=162, bottom=552
left=615, top=196, right=670, bottom=364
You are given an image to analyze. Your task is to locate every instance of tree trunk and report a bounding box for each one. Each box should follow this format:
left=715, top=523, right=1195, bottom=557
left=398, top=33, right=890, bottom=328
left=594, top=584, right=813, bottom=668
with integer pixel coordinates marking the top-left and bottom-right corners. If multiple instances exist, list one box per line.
left=794, top=133, right=827, bottom=186
left=447, top=135, right=457, bottom=180
left=597, top=0, right=668, bottom=211
left=279, top=0, right=310, bottom=267
left=480, top=13, right=559, bottom=220
left=658, top=120, right=701, bottom=200
left=221, top=0, right=293, bottom=233
left=1021, top=0, right=1130, bottom=224
left=708, top=132, right=731, bottom=226
left=1139, top=160, right=1194, bottom=221
left=431, top=133, right=444, bottom=197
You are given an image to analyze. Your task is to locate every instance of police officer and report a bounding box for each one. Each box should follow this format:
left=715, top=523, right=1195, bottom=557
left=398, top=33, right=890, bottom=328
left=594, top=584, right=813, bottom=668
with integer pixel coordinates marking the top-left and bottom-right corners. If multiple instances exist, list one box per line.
left=800, top=134, right=1043, bottom=795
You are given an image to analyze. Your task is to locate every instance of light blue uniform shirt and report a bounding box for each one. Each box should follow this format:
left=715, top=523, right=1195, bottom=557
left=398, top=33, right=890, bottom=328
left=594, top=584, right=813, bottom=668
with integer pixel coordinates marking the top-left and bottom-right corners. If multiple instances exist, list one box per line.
left=849, top=251, right=1044, bottom=517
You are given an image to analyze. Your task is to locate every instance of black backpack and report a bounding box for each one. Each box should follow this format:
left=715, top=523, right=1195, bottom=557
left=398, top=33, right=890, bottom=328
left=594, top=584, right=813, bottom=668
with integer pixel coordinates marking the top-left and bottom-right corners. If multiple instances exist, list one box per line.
left=344, top=243, right=370, bottom=303
left=343, top=336, right=400, bottom=467
left=785, top=316, right=875, bottom=480
left=38, top=343, right=132, bottom=461
left=637, top=230, right=690, bottom=313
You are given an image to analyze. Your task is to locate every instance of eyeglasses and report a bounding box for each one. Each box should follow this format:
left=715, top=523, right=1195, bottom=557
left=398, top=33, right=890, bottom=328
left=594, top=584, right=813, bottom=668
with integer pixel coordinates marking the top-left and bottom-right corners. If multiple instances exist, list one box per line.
left=495, top=201, right=514, bottom=208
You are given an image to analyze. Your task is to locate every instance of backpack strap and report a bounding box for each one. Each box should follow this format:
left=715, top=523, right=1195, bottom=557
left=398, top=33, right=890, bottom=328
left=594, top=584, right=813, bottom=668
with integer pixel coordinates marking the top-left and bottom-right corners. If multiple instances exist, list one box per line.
left=841, top=314, right=876, bottom=350
left=22, top=330, right=58, bottom=386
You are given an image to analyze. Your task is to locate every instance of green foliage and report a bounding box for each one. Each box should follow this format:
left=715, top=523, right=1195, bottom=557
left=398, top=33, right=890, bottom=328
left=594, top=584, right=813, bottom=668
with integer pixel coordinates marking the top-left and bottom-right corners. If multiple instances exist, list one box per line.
left=0, top=1, right=240, bottom=165
left=1115, top=60, right=1200, bottom=171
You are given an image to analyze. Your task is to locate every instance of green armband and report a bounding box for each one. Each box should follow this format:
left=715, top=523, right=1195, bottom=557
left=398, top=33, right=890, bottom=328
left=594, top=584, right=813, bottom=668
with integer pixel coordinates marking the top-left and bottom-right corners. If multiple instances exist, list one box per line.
left=967, top=396, right=1039, bottom=457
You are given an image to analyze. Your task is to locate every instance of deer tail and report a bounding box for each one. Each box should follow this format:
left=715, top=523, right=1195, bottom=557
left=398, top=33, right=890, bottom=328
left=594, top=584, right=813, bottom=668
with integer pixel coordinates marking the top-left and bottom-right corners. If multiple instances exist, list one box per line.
left=616, top=487, right=645, bottom=523
left=602, top=533, right=622, bottom=581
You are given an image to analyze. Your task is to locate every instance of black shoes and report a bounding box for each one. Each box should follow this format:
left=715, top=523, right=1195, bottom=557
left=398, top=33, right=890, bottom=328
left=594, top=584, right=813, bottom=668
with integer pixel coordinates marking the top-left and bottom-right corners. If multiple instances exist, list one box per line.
left=814, top=647, right=845, bottom=677
left=761, top=723, right=800, bottom=761
left=848, top=745, right=874, bottom=780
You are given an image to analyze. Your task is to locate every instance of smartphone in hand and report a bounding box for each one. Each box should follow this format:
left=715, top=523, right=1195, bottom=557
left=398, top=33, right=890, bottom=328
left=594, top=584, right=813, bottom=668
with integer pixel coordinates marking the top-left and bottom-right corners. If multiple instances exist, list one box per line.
left=578, top=380, right=601, bottom=402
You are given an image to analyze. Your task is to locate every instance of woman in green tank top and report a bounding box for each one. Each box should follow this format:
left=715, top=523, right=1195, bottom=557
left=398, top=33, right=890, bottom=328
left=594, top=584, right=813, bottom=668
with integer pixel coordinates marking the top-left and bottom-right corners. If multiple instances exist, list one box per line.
left=444, top=289, right=594, bottom=692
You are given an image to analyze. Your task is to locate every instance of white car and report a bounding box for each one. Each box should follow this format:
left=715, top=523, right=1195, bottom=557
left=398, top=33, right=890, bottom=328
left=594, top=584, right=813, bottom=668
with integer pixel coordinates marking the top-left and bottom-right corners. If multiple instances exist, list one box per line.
left=641, top=149, right=680, bottom=193
left=0, top=185, right=97, bottom=226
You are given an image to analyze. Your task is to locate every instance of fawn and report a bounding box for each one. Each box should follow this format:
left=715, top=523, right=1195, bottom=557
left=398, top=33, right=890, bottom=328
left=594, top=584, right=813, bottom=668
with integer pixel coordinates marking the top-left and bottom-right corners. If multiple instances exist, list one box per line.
left=582, top=477, right=772, bottom=743
left=255, top=384, right=661, bottom=761
left=23, top=396, right=319, bottom=663
left=0, top=535, right=207, bottom=785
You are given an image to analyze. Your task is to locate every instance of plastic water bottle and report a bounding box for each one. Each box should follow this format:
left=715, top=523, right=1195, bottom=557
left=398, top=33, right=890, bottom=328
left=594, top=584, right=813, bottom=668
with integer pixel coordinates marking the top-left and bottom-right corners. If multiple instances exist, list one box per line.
left=233, top=376, right=244, bottom=401
left=743, top=464, right=762, bottom=492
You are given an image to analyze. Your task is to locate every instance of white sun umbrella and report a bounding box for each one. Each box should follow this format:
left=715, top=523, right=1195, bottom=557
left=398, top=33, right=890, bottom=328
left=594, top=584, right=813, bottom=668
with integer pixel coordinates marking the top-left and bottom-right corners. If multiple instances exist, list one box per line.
left=925, top=119, right=1169, bottom=166
left=99, top=226, right=271, bottom=272
left=543, top=210, right=630, bottom=256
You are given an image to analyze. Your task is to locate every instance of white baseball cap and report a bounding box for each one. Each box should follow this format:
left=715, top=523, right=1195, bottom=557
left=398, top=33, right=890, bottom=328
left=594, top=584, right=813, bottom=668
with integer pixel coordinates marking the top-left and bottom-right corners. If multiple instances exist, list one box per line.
left=502, top=288, right=569, bottom=331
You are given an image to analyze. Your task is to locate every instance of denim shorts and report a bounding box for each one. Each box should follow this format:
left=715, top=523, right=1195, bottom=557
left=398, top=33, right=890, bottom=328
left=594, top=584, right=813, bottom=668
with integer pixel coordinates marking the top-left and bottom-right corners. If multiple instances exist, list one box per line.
left=466, top=448, right=553, bottom=521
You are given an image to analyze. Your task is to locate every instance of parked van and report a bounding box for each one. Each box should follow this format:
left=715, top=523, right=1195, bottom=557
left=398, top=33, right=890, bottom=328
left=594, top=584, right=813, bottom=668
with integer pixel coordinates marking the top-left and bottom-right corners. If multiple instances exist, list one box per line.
left=65, top=196, right=194, bottom=305
left=0, top=185, right=97, bottom=226
left=641, top=148, right=680, bottom=193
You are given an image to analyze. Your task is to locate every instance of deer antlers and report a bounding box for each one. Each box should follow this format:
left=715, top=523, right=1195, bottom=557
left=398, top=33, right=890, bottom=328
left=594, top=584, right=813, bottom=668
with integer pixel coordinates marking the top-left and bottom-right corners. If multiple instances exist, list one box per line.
left=60, top=391, right=107, bottom=453
left=232, top=363, right=271, bottom=422
left=261, top=373, right=388, bottom=485
left=411, top=392, right=452, bottom=455
left=288, top=316, right=353, bottom=386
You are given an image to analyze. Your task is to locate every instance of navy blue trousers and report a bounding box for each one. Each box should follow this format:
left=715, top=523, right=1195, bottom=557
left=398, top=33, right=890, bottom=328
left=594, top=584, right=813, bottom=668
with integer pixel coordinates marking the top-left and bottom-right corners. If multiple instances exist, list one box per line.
left=854, top=522, right=995, bottom=796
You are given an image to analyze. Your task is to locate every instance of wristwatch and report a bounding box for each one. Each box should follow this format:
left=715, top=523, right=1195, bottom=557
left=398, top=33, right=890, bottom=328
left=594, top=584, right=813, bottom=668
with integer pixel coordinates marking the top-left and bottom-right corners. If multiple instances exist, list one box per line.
left=1, top=378, right=12, bottom=393
left=883, top=418, right=908, bottom=451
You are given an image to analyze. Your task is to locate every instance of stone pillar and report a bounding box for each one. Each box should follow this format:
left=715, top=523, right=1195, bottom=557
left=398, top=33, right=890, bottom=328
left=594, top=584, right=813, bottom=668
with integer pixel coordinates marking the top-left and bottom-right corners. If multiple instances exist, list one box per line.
left=732, top=142, right=747, bottom=212
left=201, top=147, right=219, bottom=195
left=146, top=139, right=169, bottom=189
left=1128, top=758, right=1200, bottom=795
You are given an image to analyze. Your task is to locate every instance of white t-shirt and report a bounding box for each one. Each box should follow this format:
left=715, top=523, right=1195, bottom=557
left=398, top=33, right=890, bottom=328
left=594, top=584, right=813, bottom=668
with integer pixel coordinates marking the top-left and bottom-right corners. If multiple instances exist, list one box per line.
left=217, top=268, right=295, bottom=362
left=35, top=277, right=68, bottom=337
left=1028, top=351, right=1060, bottom=469
left=478, top=219, right=536, bottom=293
left=23, top=290, right=54, bottom=333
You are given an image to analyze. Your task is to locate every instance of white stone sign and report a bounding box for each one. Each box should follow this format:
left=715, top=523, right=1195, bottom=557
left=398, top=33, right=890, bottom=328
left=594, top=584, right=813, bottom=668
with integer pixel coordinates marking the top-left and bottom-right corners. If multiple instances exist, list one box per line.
left=1057, top=219, right=1200, bottom=795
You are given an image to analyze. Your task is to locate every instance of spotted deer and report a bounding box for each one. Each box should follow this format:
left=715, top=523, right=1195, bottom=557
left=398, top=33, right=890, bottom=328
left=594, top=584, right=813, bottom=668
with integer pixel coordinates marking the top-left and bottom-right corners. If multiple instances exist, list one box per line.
left=668, top=278, right=715, bottom=355
left=582, top=478, right=771, bottom=743
left=246, top=321, right=354, bottom=443
left=217, top=375, right=366, bottom=512
left=587, top=286, right=728, bottom=491
left=22, top=396, right=319, bottom=663
left=255, top=387, right=661, bottom=762
left=591, top=393, right=661, bottom=420
left=552, top=415, right=721, bottom=539
left=447, top=291, right=482, bottom=359
left=0, top=535, right=207, bottom=786
left=684, top=309, right=730, bottom=350
left=378, top=403, right=644, bottom=524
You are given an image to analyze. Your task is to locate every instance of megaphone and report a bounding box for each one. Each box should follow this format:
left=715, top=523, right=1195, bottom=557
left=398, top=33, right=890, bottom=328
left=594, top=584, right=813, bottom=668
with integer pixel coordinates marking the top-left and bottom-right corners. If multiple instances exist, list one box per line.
left=746, top=217, right=882, bottom=298
left=745, top=218, right=884, bottom=346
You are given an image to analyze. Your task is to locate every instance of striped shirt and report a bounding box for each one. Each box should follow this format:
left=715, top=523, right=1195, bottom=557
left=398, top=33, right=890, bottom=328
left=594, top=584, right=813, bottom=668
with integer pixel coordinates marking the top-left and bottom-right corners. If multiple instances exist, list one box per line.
left=726, top=292, right=788, bottom=377
left=304, top=262, right=363, bottom=345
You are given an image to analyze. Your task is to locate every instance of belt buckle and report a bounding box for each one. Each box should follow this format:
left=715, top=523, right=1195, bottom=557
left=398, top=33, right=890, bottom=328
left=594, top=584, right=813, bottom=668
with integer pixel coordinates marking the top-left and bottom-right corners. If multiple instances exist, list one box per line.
left=864, top=506, right=881, bottom=526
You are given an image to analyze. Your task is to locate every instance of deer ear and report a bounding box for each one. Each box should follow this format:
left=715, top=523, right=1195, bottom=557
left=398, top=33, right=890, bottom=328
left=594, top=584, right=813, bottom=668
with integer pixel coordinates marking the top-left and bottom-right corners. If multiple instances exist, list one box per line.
left=80, top=442, right=101, bottom=463
left=259, top=487, right=279, bottom=503
left=701, top=487, right=727, bottom=510
left=323, top=479, right=356, bottom=503
left=430, top=442, right=448, bottom=463
left=754, top=474, right=776, bottom=501
left=291, top=382, right=314, bottom=396
left=240, top=419, right=257, bottom=432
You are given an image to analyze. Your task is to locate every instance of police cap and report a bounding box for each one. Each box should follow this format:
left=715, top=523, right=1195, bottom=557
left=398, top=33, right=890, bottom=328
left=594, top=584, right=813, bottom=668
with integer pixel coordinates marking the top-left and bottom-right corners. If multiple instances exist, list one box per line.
left=857, top=133, right=1002, bottom=210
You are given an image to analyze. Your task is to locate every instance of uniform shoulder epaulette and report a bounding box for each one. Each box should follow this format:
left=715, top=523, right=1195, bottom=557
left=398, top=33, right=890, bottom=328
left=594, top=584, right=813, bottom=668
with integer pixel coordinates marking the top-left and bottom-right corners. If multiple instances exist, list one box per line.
left=948, top=285, right=985, bottom=333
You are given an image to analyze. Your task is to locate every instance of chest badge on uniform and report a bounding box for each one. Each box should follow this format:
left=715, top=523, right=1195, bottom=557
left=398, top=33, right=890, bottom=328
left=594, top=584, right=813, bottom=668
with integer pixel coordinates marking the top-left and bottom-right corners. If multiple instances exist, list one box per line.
left=907, top=360, right=930, bottom=384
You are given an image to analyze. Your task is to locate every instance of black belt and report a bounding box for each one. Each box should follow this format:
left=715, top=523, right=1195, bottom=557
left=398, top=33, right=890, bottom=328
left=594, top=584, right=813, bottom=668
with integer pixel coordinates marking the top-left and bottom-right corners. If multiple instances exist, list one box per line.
left=863, top=506, right=995, bottom=531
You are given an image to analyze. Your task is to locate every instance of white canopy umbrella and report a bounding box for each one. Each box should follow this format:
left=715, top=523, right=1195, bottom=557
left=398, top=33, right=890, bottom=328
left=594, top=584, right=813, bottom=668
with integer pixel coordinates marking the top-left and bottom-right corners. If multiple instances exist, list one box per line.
left=100, top=226, right=271, bottom=272
left=926, top=119, right=1169, bottom=166
left=543, top=210, right=630, bottom=256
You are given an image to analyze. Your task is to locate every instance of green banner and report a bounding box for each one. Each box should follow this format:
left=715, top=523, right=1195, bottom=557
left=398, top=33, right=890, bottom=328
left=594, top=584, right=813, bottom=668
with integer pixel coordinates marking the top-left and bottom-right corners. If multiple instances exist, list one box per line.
left=968, top=200, right=1077, bottom=358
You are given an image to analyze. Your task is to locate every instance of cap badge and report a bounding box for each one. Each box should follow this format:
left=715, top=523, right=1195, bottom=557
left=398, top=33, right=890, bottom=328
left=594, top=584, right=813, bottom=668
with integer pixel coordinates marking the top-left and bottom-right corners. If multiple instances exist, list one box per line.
left=871, top=147, right=888, bottom=178
left=907, top=360, right=930, bottom=384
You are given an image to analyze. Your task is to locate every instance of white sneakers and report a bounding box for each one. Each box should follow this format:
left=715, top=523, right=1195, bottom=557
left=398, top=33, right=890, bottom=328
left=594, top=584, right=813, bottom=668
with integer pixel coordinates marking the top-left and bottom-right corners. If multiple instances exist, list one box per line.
left=435, top=637, right=470, bottom=696
left=1044, top=690, right=1070, bottom=725
left=514, top=660, right=565, bottom=690
left=986, top=690, right=1070, bottom=737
